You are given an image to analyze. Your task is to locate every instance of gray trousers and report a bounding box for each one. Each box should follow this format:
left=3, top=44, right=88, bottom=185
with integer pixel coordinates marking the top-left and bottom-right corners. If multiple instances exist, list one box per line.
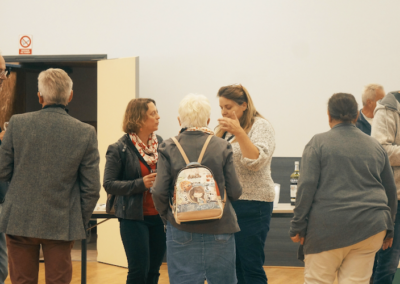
left=0, top=205, right=8, bottom=283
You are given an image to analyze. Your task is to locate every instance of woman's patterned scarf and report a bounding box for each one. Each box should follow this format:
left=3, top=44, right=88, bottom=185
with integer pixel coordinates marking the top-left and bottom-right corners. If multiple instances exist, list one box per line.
left=129, top=133, right=158, bottom=166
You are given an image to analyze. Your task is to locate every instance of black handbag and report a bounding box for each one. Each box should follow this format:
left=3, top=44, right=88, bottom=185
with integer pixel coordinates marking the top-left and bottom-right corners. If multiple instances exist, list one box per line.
left=106, top=194, right=116, bottom=214
left=106, top=143, right=127, bottom=215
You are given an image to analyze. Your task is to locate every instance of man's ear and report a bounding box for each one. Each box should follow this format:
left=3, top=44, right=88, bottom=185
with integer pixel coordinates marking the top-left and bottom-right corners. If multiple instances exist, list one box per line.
left=177, top=117, right=181, bottom=127
left=327, top=110, right=333, bottom=123
left=207, top=118, right=210, bottom=126
left=68, top=90, right=73, bottom=104
left=37, top=92, right=44, bottom=105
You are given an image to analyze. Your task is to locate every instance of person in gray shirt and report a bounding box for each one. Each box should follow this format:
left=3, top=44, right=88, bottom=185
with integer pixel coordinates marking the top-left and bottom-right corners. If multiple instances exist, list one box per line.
left=290, top=93, right=397, bottom=284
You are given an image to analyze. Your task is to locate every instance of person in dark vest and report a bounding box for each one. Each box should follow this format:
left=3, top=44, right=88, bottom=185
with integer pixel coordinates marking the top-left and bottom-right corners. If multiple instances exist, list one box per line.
left=356, top=84, right=385, bottom=135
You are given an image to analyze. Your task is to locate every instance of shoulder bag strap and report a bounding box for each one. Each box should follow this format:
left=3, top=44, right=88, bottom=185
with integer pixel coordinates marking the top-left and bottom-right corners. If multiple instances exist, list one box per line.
left=198, top=135, right=213, bottom=164
left=171, top=137, right=190, bottom=165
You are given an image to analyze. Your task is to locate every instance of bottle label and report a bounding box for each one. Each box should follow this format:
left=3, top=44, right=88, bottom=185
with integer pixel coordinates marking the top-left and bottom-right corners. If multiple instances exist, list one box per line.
left=290, top=185, right=297, bottom=197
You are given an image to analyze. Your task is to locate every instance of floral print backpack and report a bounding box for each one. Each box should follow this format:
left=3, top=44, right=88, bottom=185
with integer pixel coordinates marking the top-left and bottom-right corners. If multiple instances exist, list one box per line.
left=170, top=135, right=226, bottom=224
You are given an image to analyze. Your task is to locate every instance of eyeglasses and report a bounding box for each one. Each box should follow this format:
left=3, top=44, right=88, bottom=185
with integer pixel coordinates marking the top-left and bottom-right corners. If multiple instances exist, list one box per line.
left=0, top=70, right=9, bottom=79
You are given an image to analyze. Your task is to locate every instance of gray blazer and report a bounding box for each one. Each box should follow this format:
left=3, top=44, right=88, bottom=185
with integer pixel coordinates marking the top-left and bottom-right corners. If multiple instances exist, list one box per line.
left=0, top=107, right=100, bottom=241
left=152, top=131, right=242, bottom=234
left=290, top=123, right=397, bottom=254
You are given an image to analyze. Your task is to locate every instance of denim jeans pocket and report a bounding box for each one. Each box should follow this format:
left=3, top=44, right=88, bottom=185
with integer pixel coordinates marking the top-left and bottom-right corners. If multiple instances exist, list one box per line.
left=172, top=229, right=192, bottom=245
left=214, top=233, right=233, bottom=243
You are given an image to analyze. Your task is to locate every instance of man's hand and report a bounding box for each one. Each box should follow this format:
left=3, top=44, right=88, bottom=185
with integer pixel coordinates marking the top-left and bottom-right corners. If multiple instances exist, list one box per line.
left=382, top=237, right=393, bottom=250
left=291, top=233, right=305, bottom=245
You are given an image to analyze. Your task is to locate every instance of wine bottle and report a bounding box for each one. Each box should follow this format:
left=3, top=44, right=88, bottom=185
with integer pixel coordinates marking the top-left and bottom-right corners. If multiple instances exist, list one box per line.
left=290, top=161, right=300, bottom=206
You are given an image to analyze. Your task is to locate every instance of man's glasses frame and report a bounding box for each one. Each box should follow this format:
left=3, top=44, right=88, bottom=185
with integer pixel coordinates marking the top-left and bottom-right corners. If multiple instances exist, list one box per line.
left=0, top=67, right=11, bottom=78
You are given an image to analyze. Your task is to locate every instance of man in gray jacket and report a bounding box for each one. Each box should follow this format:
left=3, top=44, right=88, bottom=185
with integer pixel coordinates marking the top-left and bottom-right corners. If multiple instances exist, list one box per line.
left=0, top=68, right=100, bottom=284
left=371, top=91, right=400, bottom=284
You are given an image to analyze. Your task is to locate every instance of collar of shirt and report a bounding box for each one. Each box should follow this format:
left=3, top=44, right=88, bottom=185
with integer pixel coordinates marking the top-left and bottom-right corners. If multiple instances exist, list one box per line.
left=43, top=104, right=69, bottom=113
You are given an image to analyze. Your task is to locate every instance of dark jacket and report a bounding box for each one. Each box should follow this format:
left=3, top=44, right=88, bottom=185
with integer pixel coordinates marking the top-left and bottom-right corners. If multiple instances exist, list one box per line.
left=103, top=134, right=163, bottom=220
left=152, top=131, right=243, bottom=234
left=356, top=109, right=371, bottom=135
left=0, top=108, right=100, bottom=241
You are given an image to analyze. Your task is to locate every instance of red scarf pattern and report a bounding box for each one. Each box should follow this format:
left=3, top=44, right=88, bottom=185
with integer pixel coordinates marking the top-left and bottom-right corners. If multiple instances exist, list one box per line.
left=129, top=133, right=158, bottom=166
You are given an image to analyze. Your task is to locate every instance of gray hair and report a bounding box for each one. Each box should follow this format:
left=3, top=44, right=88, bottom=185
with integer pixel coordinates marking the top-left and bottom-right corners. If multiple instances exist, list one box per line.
left=362, top=84, right=383, bottom=106
left=38, top=68, right=73, bottom=105
left=178, top=94, right=211, bottom=128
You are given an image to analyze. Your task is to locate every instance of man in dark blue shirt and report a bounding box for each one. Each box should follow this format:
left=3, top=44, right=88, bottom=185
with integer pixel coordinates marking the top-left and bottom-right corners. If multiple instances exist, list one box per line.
left=356, top=84, right=385, bottom=135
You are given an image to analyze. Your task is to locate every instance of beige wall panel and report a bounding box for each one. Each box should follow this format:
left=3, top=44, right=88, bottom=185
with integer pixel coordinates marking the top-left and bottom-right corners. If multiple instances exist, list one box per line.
left=97, top=57, right=139, bottom=267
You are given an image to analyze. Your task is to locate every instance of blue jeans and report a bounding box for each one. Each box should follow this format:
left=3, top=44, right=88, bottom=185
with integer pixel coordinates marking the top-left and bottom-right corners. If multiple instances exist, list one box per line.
left=0, top=205, right=8, bottom=284
left=232, top=200, right=273, bottom=284
left=373, top=201, right=400, bottom=284
left=166, top=222, right=236, bottom=284
left=119, top=215, right=166, bottom=284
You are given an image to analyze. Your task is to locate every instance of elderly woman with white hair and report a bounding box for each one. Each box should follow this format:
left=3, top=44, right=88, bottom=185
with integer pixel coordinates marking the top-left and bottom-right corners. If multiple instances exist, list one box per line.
left=152, top=94, right=242, bottom=284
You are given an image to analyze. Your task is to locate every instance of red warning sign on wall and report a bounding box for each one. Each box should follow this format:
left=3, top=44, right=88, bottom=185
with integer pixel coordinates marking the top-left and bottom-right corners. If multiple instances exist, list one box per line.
left=19, top=35, right=32, bottom=55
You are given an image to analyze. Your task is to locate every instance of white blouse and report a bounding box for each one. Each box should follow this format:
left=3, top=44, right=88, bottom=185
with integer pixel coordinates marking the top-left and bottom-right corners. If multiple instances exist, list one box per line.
left=225, top=117, right=276, bottom=202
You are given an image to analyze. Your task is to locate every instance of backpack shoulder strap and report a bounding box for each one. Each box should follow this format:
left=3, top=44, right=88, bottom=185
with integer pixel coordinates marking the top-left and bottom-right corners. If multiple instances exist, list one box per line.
left=198, top=135, right=213, bottom=164
left=171, top=137, right=190, bottom=165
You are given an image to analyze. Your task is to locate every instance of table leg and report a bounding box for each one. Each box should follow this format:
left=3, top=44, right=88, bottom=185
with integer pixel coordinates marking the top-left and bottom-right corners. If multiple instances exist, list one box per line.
left=81, top=238, right=87, bottom=284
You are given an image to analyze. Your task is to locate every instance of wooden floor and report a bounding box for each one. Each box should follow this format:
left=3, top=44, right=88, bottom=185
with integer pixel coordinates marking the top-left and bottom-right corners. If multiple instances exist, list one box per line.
left=4, top=262, right=339, bottom=284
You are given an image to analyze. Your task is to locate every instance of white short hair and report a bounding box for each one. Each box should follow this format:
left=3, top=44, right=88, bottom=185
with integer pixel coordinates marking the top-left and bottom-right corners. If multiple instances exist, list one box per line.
left=362, top=84, right=383, bottom=106
left=178, top=94, right=211, bottom=128
left=38, top=68, right=73, bottom=105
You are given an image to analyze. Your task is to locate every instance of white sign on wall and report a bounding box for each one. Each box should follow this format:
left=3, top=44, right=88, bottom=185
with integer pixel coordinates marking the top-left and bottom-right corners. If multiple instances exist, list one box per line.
left=19, top=35, right=32, bottom=54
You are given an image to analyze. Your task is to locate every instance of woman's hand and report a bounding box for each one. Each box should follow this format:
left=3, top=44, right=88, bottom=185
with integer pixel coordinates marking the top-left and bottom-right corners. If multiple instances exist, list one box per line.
left=218, top=111, right=259, bottom=160
left=291, top=234, right=305, bottom=245
left=217, top=111, right=245, bottom=137
left=143, top=173, right=157, bottom=189
left=382, top=237, right=393, bottom=250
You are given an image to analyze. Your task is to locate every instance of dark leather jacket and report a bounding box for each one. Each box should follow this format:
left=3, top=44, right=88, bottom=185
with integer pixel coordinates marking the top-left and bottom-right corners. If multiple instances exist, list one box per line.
left=103, top=134, right=163, bottom=220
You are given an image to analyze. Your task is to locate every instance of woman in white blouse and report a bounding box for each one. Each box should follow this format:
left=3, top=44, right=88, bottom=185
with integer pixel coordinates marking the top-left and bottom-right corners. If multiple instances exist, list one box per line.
left=216, top=84, right=276, bottom=284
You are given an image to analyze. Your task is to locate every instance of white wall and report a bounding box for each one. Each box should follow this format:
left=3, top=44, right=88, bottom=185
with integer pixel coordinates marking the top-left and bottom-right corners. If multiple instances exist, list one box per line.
left=2, top=0, right=400, bottom=156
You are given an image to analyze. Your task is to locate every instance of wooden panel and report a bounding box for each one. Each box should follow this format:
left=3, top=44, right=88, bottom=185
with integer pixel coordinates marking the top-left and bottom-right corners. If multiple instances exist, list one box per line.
left=0, top=70, right=26, bottom=130
left=97, top=57, right=139, bottom=267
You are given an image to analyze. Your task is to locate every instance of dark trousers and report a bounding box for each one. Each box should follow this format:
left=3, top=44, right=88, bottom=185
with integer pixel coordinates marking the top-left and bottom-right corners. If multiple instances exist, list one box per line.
left=119, top=215, right=166, bottom=284
left=6, top=235, right=74, bottom=284
left=372, top=201, right=400, bottom=284
left=232, top=200, right=273, bottom=284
